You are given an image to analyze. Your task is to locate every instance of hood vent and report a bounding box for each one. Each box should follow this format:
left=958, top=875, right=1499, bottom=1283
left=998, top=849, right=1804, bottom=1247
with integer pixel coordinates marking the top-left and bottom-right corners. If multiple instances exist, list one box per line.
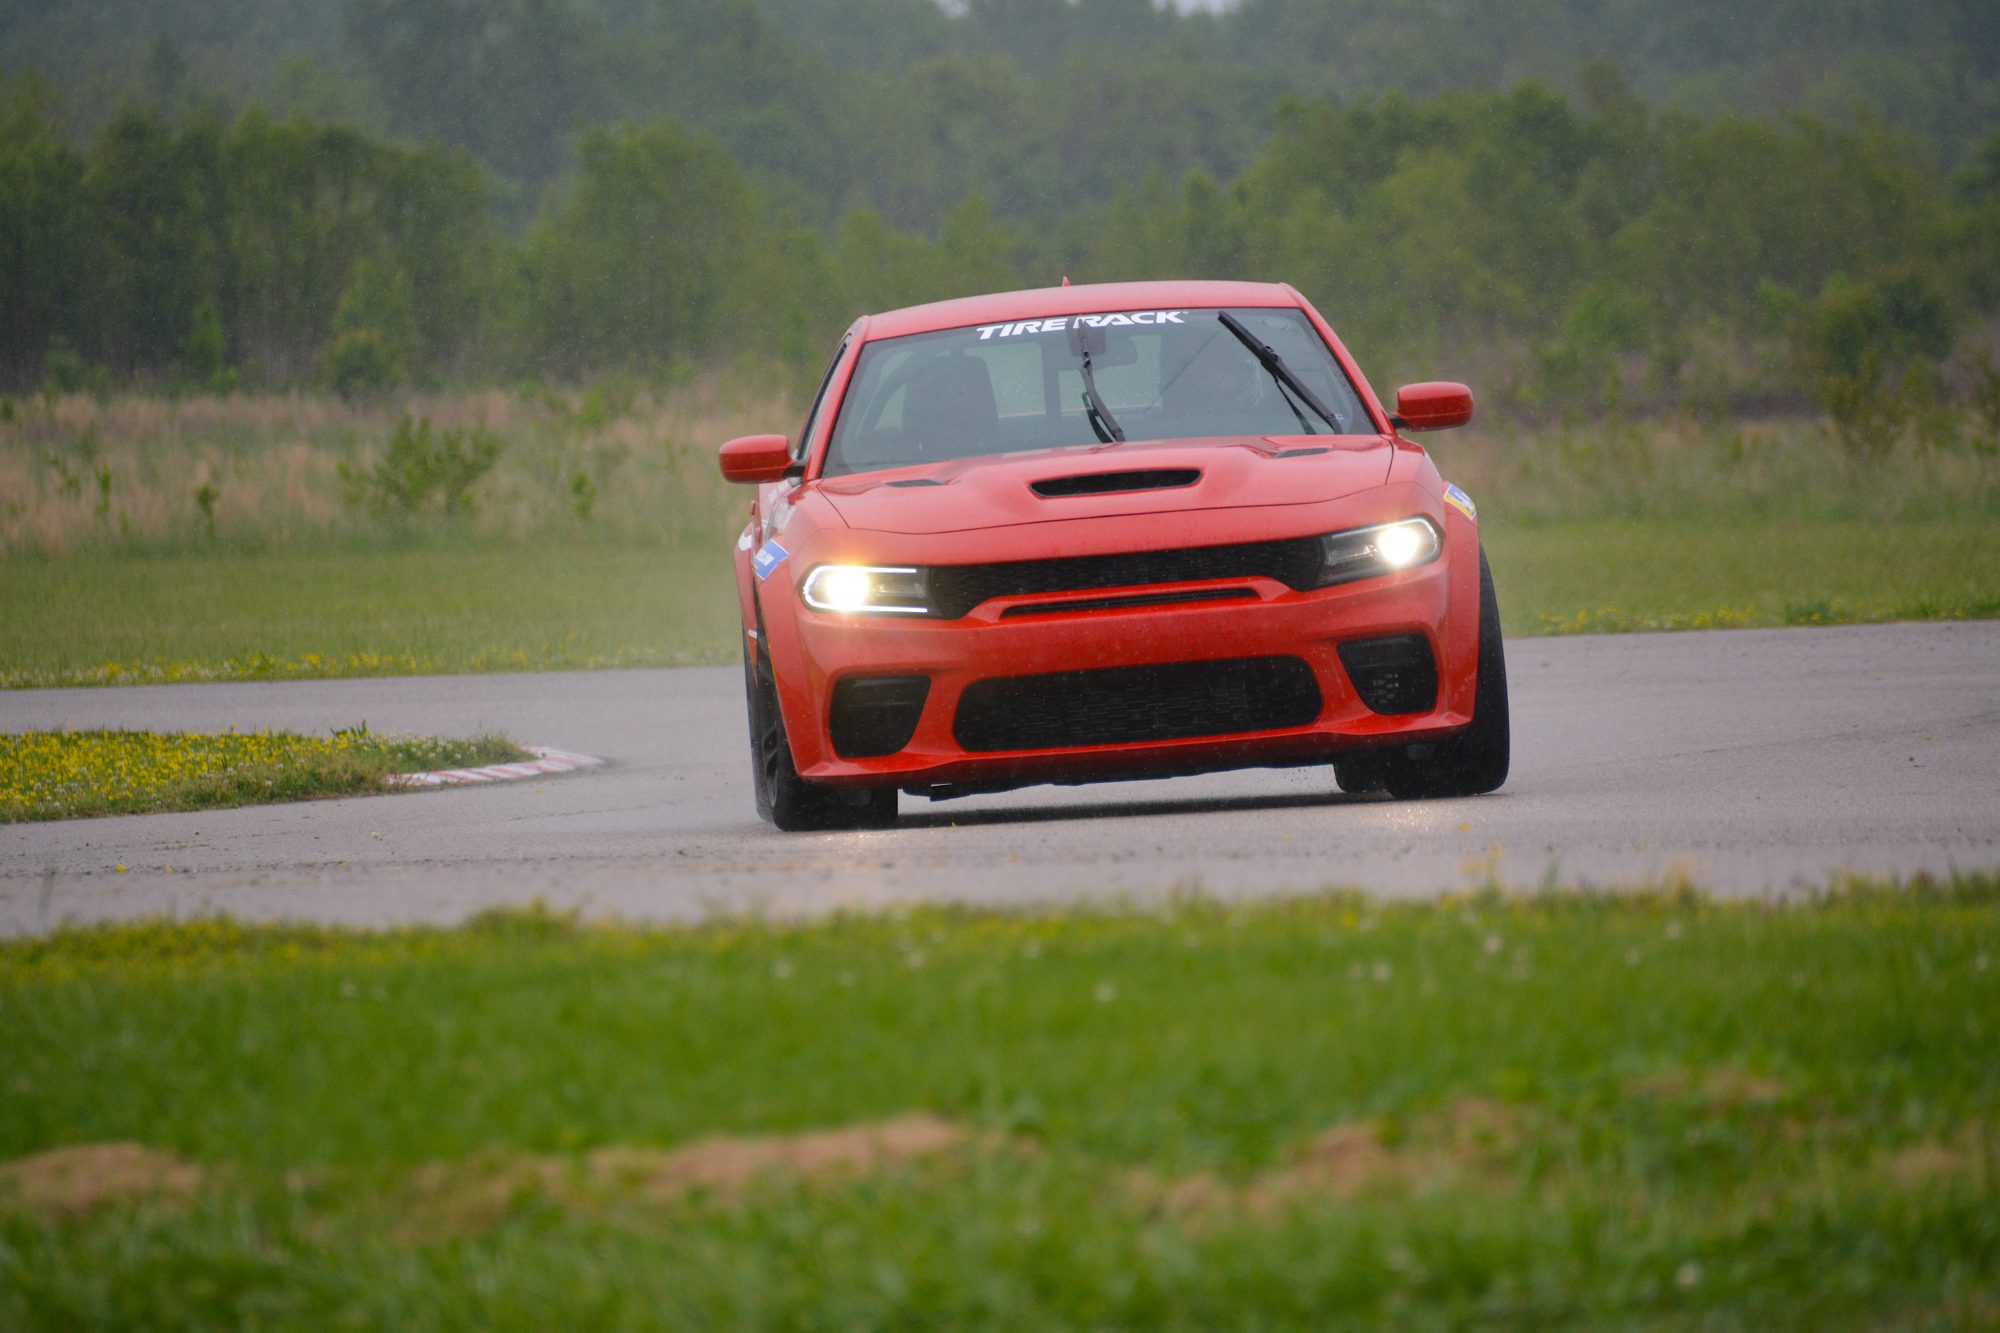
left=1030, top=468, right=1201, bottom=499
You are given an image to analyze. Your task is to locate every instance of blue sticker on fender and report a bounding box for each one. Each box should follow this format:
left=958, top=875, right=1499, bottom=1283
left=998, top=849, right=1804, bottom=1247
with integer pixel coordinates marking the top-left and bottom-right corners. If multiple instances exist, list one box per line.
left=1444, top=483, right=1477, bottom=521
left=752, top=539, right=789, bottom=581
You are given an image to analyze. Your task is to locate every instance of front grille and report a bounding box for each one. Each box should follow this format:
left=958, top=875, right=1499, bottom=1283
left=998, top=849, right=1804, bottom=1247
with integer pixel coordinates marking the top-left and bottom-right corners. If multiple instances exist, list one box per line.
left=1337, top=634, right=1438, bottom=715
left=829, top=675, right=931, bottom=757
left=927, top=536, right=1324, bottom=619
left=953, top=656, right=1322, bottom=752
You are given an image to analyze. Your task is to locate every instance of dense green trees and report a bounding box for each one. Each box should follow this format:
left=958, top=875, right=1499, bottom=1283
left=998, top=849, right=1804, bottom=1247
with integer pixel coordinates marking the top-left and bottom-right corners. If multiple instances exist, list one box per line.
left=342, top=0, right=592, bottom=187
left=517, top=122, right=791, bottom=375
left=1, top=50, right=1994, bottom=423
left=0, top=81, right=90, bottom=383
left=8, top=0, right=1995, bottom=221
left=0, top=89, right=493, bottom=388
left=1047, top=81, right=1993, bottom=419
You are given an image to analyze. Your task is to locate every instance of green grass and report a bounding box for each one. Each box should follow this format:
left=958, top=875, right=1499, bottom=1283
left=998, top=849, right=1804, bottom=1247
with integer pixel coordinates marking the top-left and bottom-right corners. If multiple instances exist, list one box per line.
left=1487, top=517, right=2000, bottom=635
left=2, top=518, right=1995, bottom=688
left=0, top=728, right=529, bottom=822
left=0, top=539, right=740, bottom=687
left=2, top=881, right=1997, bottom=1327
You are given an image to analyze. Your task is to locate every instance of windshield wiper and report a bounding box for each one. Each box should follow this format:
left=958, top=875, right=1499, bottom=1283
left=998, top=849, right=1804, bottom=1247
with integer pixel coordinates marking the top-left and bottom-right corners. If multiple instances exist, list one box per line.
left=1066, top=324, right=1125, bottom=444
left=1216, top=311, right=1343, bottom=434
left=1076, top=345, right=1124, bottom=444
left=1267, top=371, right=1316, bottom=435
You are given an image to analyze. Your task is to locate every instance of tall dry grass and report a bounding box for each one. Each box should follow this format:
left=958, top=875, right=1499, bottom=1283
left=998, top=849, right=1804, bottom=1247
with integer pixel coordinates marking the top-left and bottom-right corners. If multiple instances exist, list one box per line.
left=4, top=378, right=1995, bottom=558
left=1438, top=415, right=2000, bottom=526
left=1, top=379, right=794, bottom=557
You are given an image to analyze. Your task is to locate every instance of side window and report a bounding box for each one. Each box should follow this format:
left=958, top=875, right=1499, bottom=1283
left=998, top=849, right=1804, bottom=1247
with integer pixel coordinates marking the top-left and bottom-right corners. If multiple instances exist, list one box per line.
left=850, top=346, right=917, bottom=434
left=795, top=336, right=852, bottom=462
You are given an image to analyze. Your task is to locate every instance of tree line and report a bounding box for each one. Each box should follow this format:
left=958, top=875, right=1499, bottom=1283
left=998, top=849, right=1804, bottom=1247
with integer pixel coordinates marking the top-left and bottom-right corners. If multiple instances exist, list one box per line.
left=6, top=0, right=1996, bottom=233
left=4, top=70, right=1997, bottom=430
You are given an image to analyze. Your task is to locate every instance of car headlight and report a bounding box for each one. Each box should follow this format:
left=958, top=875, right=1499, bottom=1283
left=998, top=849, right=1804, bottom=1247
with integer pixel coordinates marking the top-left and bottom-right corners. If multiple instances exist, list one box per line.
left=1314, top=518, right=1441, bottom=587
left=800, top=565, right=932, bottom=615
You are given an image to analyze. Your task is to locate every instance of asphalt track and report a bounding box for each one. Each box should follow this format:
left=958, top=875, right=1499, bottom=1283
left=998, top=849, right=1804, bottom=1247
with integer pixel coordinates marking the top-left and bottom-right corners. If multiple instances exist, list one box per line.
left=3, top=622, right=1997, bottom=936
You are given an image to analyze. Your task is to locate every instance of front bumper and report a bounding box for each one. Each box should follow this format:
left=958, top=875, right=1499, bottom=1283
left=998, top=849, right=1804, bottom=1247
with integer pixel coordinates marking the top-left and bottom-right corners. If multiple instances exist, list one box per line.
left=757, top=506, right=1484, bottom=793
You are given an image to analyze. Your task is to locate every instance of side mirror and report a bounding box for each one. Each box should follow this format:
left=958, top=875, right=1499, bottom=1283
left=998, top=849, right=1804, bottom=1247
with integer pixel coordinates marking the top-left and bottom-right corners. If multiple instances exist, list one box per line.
left=1392, top=382, right=1474, bottom=432
left=719, top=433, right=794, bottom=484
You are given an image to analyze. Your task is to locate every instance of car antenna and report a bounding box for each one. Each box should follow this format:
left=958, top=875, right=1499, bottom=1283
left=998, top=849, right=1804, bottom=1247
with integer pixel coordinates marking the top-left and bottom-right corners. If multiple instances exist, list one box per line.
left=1061, top=275, right=1070, bottom=287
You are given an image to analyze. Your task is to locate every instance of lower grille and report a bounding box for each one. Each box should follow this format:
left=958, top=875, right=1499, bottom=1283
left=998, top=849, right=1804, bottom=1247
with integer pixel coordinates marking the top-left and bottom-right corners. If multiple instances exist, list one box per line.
left=953, top=656, right=1322, bottom=753
left=830, top=675, right=930, bottom=757
left=1337, top=634, right=1438, bottom=714
left=998, top=587, right=1256, bottom=618
left=926, top=537, right=1325, bottom=619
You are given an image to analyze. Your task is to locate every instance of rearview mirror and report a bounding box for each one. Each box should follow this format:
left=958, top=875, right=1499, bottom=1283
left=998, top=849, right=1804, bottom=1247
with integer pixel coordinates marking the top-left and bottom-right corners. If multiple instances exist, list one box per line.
left=719, top=434, right=794, bottom=484
left=1392, top=382, right=1474, bottom=432
left=1066, top=322, right=1139, bottom=367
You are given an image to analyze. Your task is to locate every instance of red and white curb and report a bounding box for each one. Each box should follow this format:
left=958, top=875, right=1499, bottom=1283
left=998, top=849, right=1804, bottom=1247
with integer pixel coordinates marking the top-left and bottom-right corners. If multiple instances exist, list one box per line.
left=388, top=746, right=606, bottom=788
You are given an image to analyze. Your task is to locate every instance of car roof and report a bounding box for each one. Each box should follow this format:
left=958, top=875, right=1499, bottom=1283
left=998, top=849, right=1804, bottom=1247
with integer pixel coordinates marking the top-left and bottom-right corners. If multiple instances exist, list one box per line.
left=860, top=280, right=1305, bottom=341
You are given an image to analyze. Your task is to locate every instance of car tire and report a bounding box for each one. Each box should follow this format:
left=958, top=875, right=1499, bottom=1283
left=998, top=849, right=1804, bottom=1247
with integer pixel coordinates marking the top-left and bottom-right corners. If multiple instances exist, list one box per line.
left=1332, top=750, right=1393, bottom=794
left=1382, top=548, right=1510, bottom=800
left=743, top=638, right=898, bottom=831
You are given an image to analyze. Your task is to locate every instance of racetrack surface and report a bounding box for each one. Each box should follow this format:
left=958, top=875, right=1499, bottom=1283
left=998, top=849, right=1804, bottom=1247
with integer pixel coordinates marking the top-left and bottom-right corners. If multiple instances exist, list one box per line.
left=3, top=622, right=1996, bottom=936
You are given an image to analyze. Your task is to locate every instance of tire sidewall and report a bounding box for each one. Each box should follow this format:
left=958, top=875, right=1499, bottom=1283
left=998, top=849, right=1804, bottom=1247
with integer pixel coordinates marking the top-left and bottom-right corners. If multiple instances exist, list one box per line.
left=1384, top=546, right=1509, bottom=799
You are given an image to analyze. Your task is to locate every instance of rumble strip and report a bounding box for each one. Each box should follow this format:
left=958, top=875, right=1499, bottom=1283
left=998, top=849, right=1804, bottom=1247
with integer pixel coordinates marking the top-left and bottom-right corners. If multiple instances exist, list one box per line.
left=387, top=746, right=607, bottom=788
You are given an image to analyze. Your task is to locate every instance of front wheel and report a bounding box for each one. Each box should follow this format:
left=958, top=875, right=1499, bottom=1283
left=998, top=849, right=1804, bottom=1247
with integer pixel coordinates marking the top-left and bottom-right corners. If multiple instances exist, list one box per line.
left=743, top=640, right=897, bottom=831
left=1380, top=548, right=1510, bottom=800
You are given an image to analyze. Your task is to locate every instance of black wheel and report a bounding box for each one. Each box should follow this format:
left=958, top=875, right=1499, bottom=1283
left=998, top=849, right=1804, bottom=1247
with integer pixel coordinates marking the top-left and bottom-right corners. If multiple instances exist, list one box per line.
left=742, top=638, right=897, bottom=831
left=1381, top=548, right=1510, bottom=800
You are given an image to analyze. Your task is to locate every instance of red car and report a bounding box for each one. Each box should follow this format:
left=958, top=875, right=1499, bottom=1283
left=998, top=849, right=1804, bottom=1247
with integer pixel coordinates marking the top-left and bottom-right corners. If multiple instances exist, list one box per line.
left=721, top=280, right=1507, bottom=830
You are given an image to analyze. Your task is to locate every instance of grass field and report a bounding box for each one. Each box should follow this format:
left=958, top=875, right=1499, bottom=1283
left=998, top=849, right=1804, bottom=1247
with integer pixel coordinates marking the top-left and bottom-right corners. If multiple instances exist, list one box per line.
left=0, top=539, right=738, bottom=686
left=1, top=880, right=1995, bottom=1327
left=3, top=387, right=1996, bottom=686
left=2, top=519, right=1995, bottom=687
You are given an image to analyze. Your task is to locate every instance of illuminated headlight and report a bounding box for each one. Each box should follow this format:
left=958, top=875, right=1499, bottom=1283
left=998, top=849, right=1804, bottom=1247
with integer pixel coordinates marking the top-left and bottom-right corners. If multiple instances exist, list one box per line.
left=1314, top=518, right=1441, bottom=587
left=800, top=565, right=932, bottom=615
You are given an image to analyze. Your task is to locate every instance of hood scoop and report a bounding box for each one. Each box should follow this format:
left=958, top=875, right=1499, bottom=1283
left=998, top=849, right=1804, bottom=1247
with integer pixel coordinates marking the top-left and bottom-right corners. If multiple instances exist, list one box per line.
left=1031, top=468, right=1201, bottom=499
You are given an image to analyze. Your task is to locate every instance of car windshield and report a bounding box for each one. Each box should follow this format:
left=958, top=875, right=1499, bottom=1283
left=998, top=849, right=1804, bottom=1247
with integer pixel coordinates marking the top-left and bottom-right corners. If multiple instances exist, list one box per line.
left=821, top=306, right=1371, bottom=477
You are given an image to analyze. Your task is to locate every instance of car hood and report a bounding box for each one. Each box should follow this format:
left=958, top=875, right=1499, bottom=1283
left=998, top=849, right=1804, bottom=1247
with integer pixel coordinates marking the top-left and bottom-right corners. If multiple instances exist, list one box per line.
left=814, top=435, right=1395, bottom=535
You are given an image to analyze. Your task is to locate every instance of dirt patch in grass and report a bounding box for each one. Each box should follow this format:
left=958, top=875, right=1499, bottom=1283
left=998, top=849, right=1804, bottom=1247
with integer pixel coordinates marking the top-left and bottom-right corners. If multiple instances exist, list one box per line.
left=588, top=1112, right=970, bottom=1201
left=396, top=1154, right=574, bottom=1242
left=1399, top=1095, right=1531, bottom=1158
left=1138, top=1097, right=1535, bottom=1223
left=1140, top=1084, right=1992, bottom=1231
left=395, top=1113, right=975, bottom=1242
left=1265, top=1122, right=1403, bottom=1200
left=0, top=1142, right=203, bottom=1219
left=1623, top=1066, right=1789, bottom=1108
left=1875, top=1123, right=1996, bottom=1192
